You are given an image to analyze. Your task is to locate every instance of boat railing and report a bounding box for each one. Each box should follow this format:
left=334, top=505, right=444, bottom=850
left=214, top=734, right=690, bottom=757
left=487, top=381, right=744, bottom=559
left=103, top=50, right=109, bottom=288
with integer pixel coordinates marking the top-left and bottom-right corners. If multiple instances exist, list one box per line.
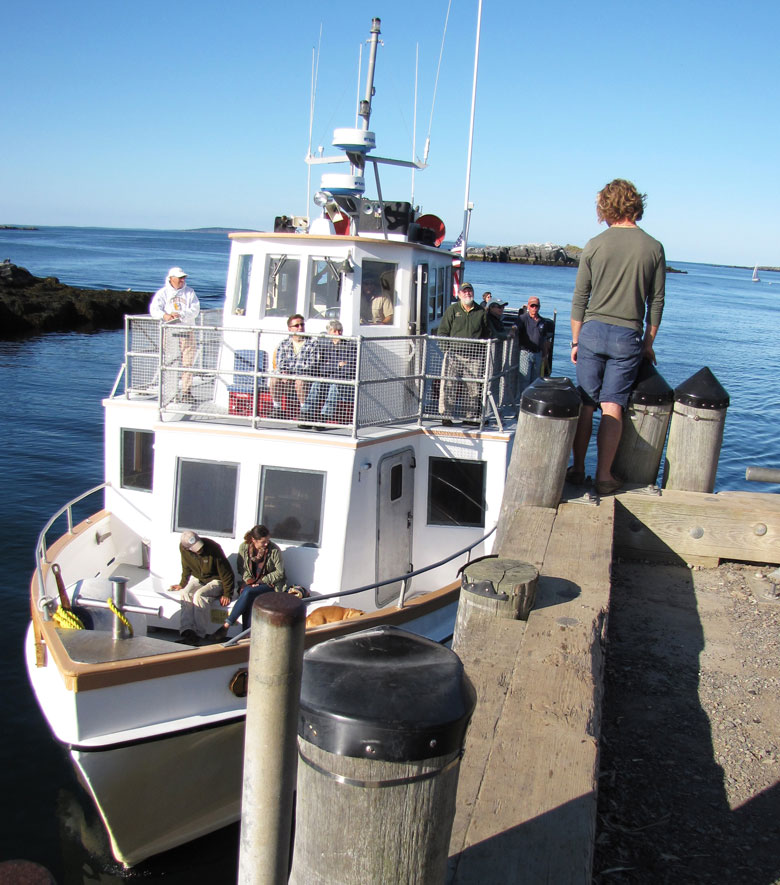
left=224, top=523, right=497, bottom=646
left=34, top=482, right=110, bottom=618
left=120, top=317, right=522, bottom=433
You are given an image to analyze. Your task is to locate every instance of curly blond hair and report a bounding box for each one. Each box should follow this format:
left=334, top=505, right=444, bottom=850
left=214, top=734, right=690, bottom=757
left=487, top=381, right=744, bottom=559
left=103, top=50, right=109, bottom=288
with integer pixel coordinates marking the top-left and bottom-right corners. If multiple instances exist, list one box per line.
left=596, top=179, right=646, bottom=224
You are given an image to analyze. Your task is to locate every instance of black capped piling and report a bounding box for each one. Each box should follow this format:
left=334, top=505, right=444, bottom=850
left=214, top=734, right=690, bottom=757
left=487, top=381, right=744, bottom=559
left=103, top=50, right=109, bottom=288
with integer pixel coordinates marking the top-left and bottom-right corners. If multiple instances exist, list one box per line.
left=495, top=377, right=580, bottom=549
left=662, top=367, right=729, bottom=493
left=289, top=626, right=475, bottom=885
left=613, top=361, right=674, bottom=485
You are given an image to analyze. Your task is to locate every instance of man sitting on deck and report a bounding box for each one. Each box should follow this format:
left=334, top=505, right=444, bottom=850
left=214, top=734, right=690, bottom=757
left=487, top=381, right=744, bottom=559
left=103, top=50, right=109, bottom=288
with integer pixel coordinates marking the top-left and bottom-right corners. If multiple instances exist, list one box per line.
left=170, top=531, right=235, bottom=643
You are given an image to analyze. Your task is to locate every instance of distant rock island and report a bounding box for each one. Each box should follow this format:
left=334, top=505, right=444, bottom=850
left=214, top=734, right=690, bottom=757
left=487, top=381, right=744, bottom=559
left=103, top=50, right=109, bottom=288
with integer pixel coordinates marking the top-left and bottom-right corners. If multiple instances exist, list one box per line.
left=466, top=243, right=581, bottom=266
left=0, top=225, right=38, bottom=231
left=466, top=242, right=685, bottom=273
left=0, top=262, right=150, bottom=339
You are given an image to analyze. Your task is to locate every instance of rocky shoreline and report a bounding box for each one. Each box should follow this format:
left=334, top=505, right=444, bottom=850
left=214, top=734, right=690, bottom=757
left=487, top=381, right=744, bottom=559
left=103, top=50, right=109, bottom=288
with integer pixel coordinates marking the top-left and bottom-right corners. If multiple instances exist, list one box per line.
left=0, top=263, right=150, bottom=339
left=466, top=242, right=581, bottom=266
left=466, top=242, right=686, bottom=273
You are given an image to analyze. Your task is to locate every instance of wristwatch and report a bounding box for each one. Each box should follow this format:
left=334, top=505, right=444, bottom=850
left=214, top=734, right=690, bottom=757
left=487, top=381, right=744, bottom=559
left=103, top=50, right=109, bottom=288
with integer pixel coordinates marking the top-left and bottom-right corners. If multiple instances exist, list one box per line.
left=570, top=341, right=578, bottom=348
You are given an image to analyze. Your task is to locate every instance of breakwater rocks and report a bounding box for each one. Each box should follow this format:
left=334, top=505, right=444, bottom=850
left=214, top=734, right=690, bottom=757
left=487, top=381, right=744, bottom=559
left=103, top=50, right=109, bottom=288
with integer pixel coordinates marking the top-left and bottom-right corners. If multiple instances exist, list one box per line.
left=466, top=243, right=582, bottom=266
left=0, top=262, right=150, bottom=338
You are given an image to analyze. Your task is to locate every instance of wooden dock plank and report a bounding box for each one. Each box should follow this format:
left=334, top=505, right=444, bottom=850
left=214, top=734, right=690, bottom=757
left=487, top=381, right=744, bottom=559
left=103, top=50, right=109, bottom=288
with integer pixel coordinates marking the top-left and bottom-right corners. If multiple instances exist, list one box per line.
left=449, top=501, right=613, bottom=884
left=614, top=488, right=780, bottom=565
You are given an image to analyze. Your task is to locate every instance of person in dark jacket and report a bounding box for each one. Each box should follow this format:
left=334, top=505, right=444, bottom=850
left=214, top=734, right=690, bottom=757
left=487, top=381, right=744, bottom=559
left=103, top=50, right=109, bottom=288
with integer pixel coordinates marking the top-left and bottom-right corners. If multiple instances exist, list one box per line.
left=170, top=531, right=235, bottom=642
left=436, top=282, right=490, bottom=425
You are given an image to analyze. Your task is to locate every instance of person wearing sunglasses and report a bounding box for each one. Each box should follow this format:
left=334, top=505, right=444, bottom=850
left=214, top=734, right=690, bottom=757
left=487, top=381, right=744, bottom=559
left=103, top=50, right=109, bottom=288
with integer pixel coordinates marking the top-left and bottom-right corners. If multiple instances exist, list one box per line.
left=269, top=314, right=319, bottom=420
left=568, top=178, right=665, bottom=496
left=516, top=297, right=551, bottom=392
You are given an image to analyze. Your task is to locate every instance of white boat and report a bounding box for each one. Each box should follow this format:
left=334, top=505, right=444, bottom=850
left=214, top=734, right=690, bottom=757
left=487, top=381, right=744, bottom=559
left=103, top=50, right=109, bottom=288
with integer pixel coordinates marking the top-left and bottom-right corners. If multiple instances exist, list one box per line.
left=25, top=15, right=532, bottom=868
left=753, top=264, right=761, bottom=282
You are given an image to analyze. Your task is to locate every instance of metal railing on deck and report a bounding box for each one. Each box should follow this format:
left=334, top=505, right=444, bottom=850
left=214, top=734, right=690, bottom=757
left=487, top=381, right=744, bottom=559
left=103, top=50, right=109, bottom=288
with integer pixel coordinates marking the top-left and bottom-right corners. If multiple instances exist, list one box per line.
left=120, top=317, right=523, bottom=433
left=34, top=482, right=109, bottom=618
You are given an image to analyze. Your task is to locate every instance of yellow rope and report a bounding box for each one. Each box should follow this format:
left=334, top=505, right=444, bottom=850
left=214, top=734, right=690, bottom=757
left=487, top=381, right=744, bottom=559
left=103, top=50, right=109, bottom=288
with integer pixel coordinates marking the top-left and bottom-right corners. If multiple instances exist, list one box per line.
left=52, top=607, right=85, bottom=630
left=108, top=598, right=134, bottom=637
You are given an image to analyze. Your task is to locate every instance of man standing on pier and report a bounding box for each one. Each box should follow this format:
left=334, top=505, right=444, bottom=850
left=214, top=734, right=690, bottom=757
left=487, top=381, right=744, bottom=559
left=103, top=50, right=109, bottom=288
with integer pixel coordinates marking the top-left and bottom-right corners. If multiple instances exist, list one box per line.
left=569, top=179, right=665, bottom=496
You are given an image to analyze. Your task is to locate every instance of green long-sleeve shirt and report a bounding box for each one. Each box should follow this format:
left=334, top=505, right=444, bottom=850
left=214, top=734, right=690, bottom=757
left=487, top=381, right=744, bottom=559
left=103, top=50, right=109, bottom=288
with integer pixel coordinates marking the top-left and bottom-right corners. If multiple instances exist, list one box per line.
left=437, top=301, right=490, bottom=339
left=179, top=538, right=235, bottom=596
left=572, top=226, right=665, bottom=332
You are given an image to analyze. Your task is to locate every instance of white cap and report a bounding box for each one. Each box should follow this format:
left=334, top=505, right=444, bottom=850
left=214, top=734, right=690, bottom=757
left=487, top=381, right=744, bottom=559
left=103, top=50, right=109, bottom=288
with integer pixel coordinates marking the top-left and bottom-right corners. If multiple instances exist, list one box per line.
left=180, top=531, right=204, bottom=552
left=168, top=266, right=187, bottom=279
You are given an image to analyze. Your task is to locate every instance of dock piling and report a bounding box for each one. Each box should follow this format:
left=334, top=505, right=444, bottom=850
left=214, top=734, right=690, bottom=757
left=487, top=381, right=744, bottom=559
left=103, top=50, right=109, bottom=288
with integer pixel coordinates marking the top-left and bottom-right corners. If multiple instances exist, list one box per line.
left=238, top=593, right=306, bottom=885
left=612, top=361, right=673, bottom=485
left=289, top=626, right=475, bottom=885
left=663, top=367, right=729, bottom=493
left=495, top=377, right=580, bottom=550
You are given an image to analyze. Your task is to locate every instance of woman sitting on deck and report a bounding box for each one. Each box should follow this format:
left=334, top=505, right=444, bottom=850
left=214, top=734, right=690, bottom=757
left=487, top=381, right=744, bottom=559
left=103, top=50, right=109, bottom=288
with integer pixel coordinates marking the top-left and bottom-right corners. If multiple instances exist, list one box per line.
left=213, top=525, right=286, bottom=638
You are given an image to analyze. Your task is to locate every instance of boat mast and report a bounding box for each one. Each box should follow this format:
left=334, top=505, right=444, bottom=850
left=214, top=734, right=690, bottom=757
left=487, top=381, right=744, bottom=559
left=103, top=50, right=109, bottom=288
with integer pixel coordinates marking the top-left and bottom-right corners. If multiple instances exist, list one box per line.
left=460, top=0, right=483, bottom=258
left=359, top=18, right=382, bottom=132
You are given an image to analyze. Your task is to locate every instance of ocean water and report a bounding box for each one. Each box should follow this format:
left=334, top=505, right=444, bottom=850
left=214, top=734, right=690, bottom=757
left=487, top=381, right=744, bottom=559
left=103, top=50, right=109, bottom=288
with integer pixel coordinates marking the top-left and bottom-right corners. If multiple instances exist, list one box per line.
left=1, top=226, right=779, bottom=881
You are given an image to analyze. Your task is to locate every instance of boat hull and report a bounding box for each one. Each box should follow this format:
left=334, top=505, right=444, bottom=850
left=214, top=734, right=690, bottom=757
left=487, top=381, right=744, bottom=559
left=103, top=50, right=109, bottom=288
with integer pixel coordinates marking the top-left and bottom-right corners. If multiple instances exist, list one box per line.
left=72, top=719, right=245, bottom=866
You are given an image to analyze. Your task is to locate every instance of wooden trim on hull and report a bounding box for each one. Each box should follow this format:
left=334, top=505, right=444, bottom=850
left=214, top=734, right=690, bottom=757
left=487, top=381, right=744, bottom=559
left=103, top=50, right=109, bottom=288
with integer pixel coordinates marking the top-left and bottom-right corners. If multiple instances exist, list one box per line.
left=31, top=561, right=460, bottom=693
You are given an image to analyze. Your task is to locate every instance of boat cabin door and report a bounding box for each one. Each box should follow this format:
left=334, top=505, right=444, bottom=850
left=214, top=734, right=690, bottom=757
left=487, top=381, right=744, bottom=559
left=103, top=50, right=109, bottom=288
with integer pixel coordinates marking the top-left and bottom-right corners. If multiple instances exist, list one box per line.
left=375, top=448, right=415, bottom=606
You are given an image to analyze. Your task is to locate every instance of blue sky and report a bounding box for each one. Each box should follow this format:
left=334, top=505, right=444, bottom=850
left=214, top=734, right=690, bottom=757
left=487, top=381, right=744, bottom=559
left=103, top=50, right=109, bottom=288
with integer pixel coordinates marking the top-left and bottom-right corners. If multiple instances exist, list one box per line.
left=4, top=0, right=779, bottom=265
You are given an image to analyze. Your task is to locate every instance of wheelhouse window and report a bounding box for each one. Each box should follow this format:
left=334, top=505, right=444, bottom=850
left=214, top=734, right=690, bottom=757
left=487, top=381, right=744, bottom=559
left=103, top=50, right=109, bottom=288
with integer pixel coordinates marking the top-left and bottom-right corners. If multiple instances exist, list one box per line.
left=428, top=267, right=437, bottom=322
left=307, top=257, right=342, bottom=320
left=121, top=429, right=154, bottom=492
left=436, top=266, right=447, bottom=317
left=360, top=260, right=396, bottom=325
left=259, top=466, right=325, bottom=546
left=265, top=255, right=299, bottom=317
left=174, top=459, right=239, bottom=537
left=427, top=457, right=486, bottom=527
left=232, top=254, right=253, bottom=315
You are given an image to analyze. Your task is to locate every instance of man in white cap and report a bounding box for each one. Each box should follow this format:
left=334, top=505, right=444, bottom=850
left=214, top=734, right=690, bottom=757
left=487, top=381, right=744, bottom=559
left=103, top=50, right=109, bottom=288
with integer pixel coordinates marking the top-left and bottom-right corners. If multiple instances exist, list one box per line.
left=170, top=531, right=235, bottom=643
left=149, top=267, right=200, bottom=402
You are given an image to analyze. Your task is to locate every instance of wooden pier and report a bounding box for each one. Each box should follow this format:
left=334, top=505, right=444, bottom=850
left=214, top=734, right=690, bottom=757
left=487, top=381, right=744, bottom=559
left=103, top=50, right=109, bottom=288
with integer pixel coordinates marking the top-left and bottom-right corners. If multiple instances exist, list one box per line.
left=447, top=486, right=780, bottom=884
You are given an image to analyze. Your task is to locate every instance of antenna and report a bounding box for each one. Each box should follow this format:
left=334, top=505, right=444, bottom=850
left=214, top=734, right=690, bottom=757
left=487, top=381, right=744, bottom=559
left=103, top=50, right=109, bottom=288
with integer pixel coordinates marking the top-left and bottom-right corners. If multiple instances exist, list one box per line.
left=461, top=0, right=483, bottom=258
left=412, top=43, right=419, bottom=205
left=307, top=24, right=323, bottom=212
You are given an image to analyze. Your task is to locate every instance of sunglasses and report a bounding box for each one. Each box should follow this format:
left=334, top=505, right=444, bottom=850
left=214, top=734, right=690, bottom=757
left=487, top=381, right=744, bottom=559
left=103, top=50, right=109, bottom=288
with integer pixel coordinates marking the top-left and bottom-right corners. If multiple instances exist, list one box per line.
left=289, top=323, right=304, bottom=328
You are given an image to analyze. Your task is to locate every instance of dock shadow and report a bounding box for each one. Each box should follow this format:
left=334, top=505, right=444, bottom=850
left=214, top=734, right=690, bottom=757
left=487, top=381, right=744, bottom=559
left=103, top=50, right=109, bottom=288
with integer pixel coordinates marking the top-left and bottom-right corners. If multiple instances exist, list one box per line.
left=593, top=560, right=780, bottom=884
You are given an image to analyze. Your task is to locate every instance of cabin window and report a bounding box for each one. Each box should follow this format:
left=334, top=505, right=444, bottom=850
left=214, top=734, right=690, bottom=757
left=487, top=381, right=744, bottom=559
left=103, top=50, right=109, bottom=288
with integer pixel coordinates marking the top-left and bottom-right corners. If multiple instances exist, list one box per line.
left=174, top=459, right=239, bottom=537
left=360, top=260, right=396, bottom=326
left=307, top=258, right=342, bottom=320
left=259, top=467, right=325, bottom=546
left=232, top=254, right=253, bottom=315
left=265, top=255, right=300, bottom=317
left=390, top=463, right=403, bottom=501
left=436, top=267, right=446, bottom=317
left=428, top=267, right=437, bottom=322
left=427, top=457, right=486, bottom=527
left=120, top=429, right=154, bottom=492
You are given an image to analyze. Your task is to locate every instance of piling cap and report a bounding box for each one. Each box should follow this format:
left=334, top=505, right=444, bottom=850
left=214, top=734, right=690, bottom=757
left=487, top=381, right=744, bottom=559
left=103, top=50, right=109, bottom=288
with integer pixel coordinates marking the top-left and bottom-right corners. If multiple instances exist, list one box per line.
left=298, top=625, right=476, bottom=761
left=629, top=360, right=674, bottom=405
left=674, top=366, right=730, bottom=410
left=520, top=376, right=581, bottom=418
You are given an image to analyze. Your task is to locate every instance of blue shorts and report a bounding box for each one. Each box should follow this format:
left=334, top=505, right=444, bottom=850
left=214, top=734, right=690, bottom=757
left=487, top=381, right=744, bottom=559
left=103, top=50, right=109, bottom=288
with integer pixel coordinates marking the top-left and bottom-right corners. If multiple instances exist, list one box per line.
left=576, top=320, right=642, bottom=409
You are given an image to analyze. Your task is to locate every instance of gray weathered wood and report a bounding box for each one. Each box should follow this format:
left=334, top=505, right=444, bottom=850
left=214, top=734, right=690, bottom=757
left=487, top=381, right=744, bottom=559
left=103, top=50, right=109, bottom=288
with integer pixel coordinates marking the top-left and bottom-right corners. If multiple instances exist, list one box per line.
left=290, top=739, right=461, bottom=885
left=239, top=595, right=306, bottom=885
left=663, top=401, right=726, bottom=493
left=453, top=560, right=539, bottom=649
left=449, top=500, right=614, bottom=884
left=613, top=402, right=671, bottom=485
left=495, top=410, right=578, bottom=546
left=614, top=487, right=780, bottom=565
